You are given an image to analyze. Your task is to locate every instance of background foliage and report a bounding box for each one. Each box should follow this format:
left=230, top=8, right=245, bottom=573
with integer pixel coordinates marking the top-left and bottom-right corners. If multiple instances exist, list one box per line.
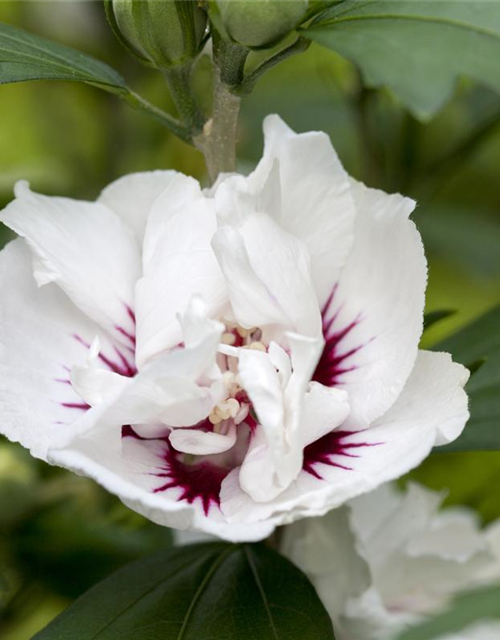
left=0, top=1, right=499, bottom=638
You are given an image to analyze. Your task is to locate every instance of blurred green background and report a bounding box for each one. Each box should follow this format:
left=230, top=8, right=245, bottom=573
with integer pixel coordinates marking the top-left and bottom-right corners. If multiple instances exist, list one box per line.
left=0, top=2, right=499, bottom=638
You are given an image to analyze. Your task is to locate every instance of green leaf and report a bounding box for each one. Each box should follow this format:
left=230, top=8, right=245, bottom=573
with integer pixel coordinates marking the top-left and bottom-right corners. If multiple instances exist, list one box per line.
left=395, top=583, right=500, bottom=640
left=302, top=1, right=500, bottom=119
left=13, top=500, right=173, bottom=598
left=34, top=542, right=335, bottom=640
left=0, top=20, right=190, bottom=142
left=434, top=305, right=500, bottom=451
left=0, top=19, right=127, bottom=91
left=423, top=309, right=456, bottom=332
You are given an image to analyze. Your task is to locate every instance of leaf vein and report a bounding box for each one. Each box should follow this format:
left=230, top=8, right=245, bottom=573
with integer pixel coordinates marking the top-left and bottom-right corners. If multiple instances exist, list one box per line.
left=243, top=546, right=279, bottom=640
left=310, top=12, right=500, bottom=43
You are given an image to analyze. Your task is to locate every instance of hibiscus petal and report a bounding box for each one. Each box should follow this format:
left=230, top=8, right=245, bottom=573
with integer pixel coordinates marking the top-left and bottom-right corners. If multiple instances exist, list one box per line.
left=258, top=115, right=357, bottom=305
left=220, top=350, right=469, bottom=525
left=212, top=213, right=321, bottom=337
left=237, top=349, right=291, bottom=502
left=236, top=334, right=324, bottom=503
left=215, top=115, right=357, bottom=307
left=48, top=425, right=274, bottom=542
left=135, top=174, right=227, bottom=367
left=315, top=178, right=427, bottom=428
left=350, top=483, right=444, bottom=567
left=70, top=337, right=131, bottom=407
left=0, top=181, right=141, bottom=341
left=98, top=170, right=178, bottom=242
left=0, top=240, right=122, bottom=460
left=301, top=383, right=350, bottom=448
left=169, top=423, right=237, bottom=455
left=55, top=299, right=225, bottom=445
left=72, top=345, right=218, bottom=432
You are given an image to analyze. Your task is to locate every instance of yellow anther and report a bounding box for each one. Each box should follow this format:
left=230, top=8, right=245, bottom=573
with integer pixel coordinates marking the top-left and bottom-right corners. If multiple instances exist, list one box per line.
left=221, top=332, right=236, bottom=345
left=208, top=409, right=223, bottom=425
left=236, top=326, right=255, bottom=338
left=210, top=398, right=241, bottom=425
left=215, top=404, right=230, bottom=420
left=225, top=398, right=240, bottom=418
left=248, top=341, right=266, bottom=352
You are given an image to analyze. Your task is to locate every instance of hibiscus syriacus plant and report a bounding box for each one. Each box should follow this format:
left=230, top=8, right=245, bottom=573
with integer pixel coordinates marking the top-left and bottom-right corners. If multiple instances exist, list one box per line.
left=0, top=1, right=499, bottom=639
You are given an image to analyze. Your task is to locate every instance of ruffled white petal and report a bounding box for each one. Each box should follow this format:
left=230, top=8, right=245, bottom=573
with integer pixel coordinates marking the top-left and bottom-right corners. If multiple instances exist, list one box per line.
left=0, top=181, right=141, bottom=341
left=391, top=350, right=470, bottom=447
left=348, top=487, right=493, bottom=638
left=135, top=174, right=227, bottom=367
left=169, top=423, right=237, bottom=455
left=98, top=170, right=178, bottom=242
left=236, top=333, right=326, bottom=503
left=283, top=483, right=495, bottom=640
left=215, top=115, right=357, bottom=306
left=0, top=240, right=123, bottom=460
left=237, top=348, right=293, bottom=502
left=219, top=350, right=469, bottom=526
left=48, top=425, right=274, bottom=543
left=321, top=178, right=427, bottom=428
left=301, top=383, right=350, bottom=447
left=70, top=337, right=131, bottom=407
left=212, top=212, right=321, bottom=337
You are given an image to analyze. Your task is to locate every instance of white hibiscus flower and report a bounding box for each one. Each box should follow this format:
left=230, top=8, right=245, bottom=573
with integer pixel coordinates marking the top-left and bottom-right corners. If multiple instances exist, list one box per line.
left=282, top=482, right=500, bottom=640
left=0, top=116, right=469, bottom=542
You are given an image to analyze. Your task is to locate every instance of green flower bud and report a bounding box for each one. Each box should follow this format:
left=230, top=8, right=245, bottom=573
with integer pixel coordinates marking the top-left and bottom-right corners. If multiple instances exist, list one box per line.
left=106, top=0, right=207, bottom=69
left=210, top=0, right=308, bottom=49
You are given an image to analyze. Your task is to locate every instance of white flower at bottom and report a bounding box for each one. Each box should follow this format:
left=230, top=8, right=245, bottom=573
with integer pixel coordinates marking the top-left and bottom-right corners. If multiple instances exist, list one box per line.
left=282, top=482, right=500, bottom=640
left=0, top=116, right=470, bottom=542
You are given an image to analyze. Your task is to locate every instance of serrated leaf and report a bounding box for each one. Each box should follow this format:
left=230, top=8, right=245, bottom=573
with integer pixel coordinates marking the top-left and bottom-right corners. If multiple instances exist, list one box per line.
left=34, top=542, right=335, bottom=640
left=302, top=0, right=500, bottom=119
left=0, top=20, right=127, bottom=92
left=394, top=583, right=500, bottom=640
left=434, top=305, right=500, bottom=451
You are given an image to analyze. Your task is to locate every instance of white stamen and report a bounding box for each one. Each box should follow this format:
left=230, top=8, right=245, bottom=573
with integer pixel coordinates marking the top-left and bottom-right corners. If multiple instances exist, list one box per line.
left=234, top=403, right=250, bottom=425
left=222, top=371, right=240, bottom=396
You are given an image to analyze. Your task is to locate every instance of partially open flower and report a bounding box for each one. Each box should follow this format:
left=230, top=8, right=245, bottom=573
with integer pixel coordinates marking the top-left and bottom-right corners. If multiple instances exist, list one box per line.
left=0, top=116, right=469, bottom=541
left=282, top=482, right=500, bottom=640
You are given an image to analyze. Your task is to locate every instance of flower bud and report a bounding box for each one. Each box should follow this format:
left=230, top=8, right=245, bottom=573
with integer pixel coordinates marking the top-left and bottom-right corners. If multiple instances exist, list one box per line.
left=210, top=0, right=308, bottom=49
left=106, top=0, right=207, bottom=69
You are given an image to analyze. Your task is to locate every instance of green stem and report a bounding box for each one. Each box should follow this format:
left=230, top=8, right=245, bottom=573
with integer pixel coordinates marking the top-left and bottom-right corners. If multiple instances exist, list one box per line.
left=163, top=64, right=205, bottom=133
left=194, top=32, right=246, bottom=183
left=215, top=37, right=249, bottom=88
left=396, top=111, right=420, bottom=192
left=237, top=37, right=310, bottom=96
left=354, top=82, right=382, bottom=186
left=123, top=89, right=191, bottom=143
left=194, top=68, right=241, bottom=183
